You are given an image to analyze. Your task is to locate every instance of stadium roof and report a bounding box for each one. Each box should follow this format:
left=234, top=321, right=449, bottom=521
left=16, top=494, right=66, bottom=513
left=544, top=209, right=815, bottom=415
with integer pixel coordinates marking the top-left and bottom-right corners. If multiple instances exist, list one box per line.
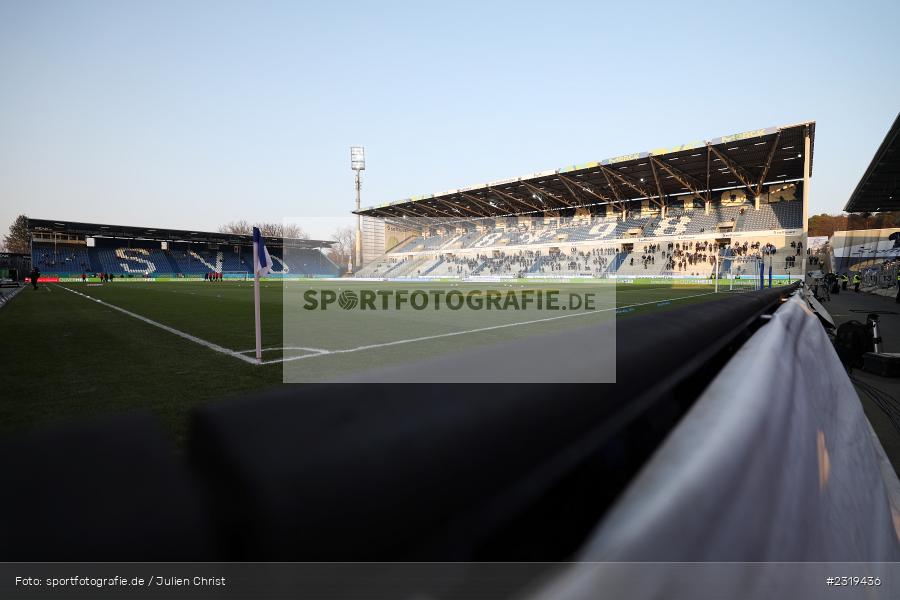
left=357, top=122, right=815, bottom=223
left=844, top=112, right=900, bottom=213
left=26, top=218, right=334, bottom=249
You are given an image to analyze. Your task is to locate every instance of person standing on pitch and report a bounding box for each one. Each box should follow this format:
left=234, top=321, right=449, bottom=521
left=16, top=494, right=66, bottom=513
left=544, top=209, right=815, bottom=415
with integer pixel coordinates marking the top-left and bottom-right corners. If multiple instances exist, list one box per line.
left=29, top=267, right=40, bottom=290
left=853, top=273, right=861, bottom=293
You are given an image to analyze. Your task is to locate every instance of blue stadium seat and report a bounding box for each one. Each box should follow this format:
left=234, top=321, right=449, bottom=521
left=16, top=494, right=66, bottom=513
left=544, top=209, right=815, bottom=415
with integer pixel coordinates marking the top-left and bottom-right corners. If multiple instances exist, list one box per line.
left=32, top=241, right=338, bottom=278
left=31, top=243, right=92, bottom=275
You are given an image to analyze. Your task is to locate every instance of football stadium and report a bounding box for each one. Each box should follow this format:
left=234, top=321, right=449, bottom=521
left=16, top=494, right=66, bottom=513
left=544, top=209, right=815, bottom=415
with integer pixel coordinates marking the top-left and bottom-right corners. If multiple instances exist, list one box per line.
left=4, top=123, right=810, bottom=409
left=6, top=114, right=900, bottom=597
left=2, top=2, right=900, bottom=598
left=4, top=116, right=900, bottom=596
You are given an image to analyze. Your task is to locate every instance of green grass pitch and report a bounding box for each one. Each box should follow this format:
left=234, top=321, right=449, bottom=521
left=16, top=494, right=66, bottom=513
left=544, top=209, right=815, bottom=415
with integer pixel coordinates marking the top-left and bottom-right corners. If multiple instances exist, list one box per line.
left=0, top=279, right=731, bottom=442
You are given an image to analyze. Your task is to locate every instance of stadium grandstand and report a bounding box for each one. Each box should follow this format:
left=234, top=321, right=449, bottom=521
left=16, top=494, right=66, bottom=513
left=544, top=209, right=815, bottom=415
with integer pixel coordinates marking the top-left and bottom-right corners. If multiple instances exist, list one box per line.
left=826, top=112, right=900, bottom=279
left=354, top=123, right=813, bottom=281
left=844, top=111, right=899, bottom=214
left=26, top=218, right=340, bottom=279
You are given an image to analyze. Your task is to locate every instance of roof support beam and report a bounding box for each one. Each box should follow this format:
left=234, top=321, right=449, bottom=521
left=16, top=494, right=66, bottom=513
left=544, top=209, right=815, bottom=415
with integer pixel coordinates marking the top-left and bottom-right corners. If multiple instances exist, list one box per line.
left=404, top=202, right=460, bottom=220
left=599, top=165, right=660, bottom=208
left=558, top=173, right=616, bottom=208
left=393, top=202, right=454, bottom=221
left=756, top=130, right=782, bottom=195
left=599, top=167, right=628, bottom=216
left=487, top=186, right=545, bottom=213
left=379, top=205, right=436, bottom=224
left=460, top=193, right=505, bottom=217
left=520, top=181, right=575, bottom=210
left=648, top=159, right=667, bottom=210
left=649, top=156, right=705, bottom=199
left=434, top=197, right=490, bottom=219
left=707, top=143, right=757, bottom=199
left=556, top=176, right=584, bottom=208
left=556, top=175, right=592, bottom=209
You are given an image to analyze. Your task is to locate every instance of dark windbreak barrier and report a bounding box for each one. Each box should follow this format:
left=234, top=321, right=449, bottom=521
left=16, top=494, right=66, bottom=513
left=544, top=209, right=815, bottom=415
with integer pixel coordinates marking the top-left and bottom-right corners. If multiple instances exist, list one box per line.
left=1, top=286, right=798, bottom=593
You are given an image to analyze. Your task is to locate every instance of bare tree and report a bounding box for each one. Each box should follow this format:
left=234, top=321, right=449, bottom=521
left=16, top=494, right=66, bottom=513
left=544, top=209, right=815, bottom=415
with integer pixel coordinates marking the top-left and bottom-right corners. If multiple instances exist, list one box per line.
left=218, top=221, right=308, bottom=239
left=280, top=223, right=308, bottom=240
left=218, top=220, right=252, bottom=235
left=3, top=214, right=29, bottom=253
left=326, top=226, right=355, bottom=270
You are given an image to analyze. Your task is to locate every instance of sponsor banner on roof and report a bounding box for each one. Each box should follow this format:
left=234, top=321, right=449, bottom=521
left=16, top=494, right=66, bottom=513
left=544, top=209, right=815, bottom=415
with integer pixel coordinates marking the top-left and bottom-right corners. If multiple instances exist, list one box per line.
left=649, top=141, right=704, bottom=156
left=709, top=126, right=778, bottom=145
left=558, top=161, right=599, bottom=174
left=602, top=152, right=648, bottom=166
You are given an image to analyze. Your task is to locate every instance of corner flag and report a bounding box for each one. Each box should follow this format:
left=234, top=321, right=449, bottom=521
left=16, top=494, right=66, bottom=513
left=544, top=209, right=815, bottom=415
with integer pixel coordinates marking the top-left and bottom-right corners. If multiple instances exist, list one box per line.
left=252, top=227, right=272, bottom=277
left=251, top=226, right=270, bottom=363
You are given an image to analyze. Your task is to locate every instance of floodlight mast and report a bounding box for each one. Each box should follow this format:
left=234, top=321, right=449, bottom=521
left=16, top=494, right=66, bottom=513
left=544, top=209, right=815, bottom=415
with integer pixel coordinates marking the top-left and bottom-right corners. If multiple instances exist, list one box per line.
left=350, top=146, right=365, bottom=272
left=801, top=125, right=811, bottom=279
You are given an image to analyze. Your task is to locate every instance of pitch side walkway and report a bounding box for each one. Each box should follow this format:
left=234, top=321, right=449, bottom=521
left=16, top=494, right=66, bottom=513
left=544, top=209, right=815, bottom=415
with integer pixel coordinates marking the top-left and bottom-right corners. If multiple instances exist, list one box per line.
left=824, top=287, right=900, bottom=476
left=0, top=284, right=26, bottom=310
left=826, top=287, right=900, bottom=351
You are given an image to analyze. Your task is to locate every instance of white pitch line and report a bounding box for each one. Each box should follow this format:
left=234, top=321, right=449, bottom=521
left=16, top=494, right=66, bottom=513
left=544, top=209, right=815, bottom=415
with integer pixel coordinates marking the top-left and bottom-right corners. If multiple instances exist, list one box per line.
left=236, top=346, right=330, bottom=355
left=56, top=284, right=259, bottom=365
left=266, top=290, right=719, bottom=365
left=56, top=284, right=717, bottom=367
left=615, top=287, right=683, bottom=295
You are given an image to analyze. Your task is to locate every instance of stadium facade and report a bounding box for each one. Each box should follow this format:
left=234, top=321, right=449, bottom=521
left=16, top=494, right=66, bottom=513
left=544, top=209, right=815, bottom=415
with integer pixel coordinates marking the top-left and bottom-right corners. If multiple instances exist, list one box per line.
left=354, top=123, right=814, bottom=281
left=26, top=219, right=339, bottom=280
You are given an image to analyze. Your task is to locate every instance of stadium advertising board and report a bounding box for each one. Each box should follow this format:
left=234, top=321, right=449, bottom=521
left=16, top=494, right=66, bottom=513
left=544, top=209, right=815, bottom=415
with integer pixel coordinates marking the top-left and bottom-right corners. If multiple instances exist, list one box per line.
left=831, top=228, right=900, bottom=258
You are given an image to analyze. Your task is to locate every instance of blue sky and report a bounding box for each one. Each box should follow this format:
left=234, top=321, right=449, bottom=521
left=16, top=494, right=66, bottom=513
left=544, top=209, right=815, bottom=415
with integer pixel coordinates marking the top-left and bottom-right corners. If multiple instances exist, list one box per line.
left=1, top=0, right=898, bottom=240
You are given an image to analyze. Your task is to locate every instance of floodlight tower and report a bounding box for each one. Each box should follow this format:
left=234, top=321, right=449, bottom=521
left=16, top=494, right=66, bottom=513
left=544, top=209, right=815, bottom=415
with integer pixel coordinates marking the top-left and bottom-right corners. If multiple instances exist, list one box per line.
left=350, top=146, right=365, bottom=272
